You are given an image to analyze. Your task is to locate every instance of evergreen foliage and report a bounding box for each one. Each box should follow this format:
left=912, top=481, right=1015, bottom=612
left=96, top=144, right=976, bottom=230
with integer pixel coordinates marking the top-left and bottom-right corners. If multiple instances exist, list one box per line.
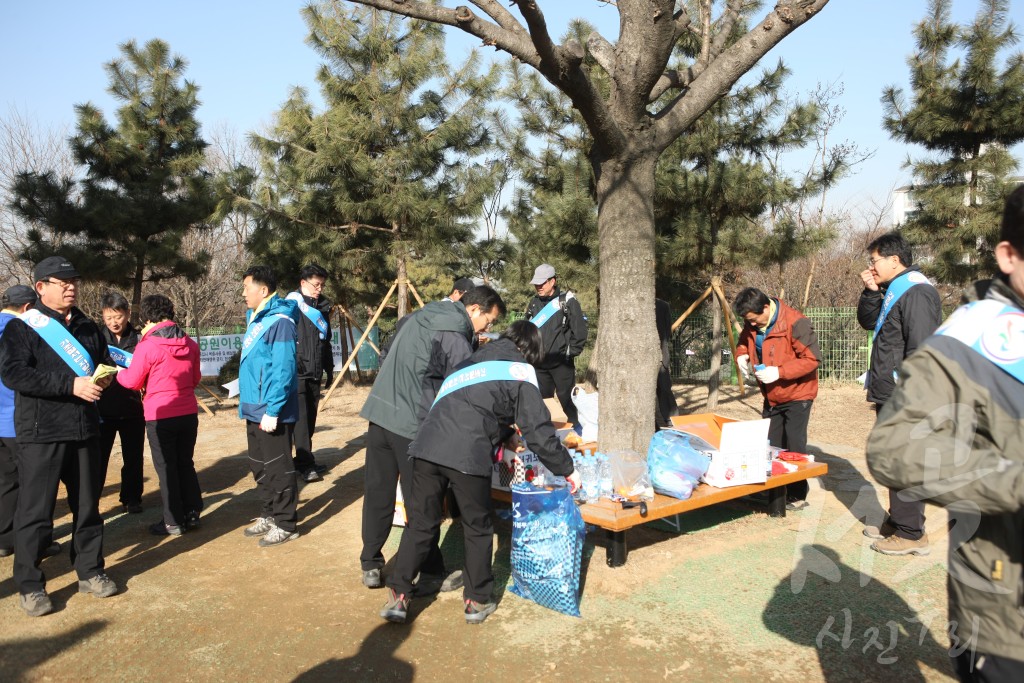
left=240, top=3, right=501, bottom=310
left=883, top=0, right=1024, bottom=284
left=9, top=39, right=214, bottom=313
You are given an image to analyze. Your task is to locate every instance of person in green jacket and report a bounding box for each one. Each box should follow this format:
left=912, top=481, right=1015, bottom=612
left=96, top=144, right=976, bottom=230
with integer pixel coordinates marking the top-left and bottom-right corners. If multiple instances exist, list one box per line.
left=867, top=186, right=1024, bottom=681
left=358, top=286, right=505, bottom=593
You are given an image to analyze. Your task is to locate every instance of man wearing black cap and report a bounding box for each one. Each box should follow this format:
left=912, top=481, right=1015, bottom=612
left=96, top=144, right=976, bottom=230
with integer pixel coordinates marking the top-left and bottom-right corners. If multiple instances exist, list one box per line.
left=0, top=256, right=118, bottom=616
left=446, top=277, right=475, bottom=303
left=0, top=285, right=60, bottom=561
left=525, top=264, right=588, bottom=430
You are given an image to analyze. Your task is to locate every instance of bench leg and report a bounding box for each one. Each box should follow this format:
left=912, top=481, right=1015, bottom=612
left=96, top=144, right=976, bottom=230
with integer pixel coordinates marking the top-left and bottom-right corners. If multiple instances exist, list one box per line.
left=768, top=487, right=787, bottom=518
left=606, top=530, right=628, bottom=567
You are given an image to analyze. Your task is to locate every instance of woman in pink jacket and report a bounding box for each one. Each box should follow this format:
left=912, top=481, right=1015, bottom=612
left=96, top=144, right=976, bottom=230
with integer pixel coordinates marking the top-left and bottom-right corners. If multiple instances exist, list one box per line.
left=116, top=295, right=202, bottom=536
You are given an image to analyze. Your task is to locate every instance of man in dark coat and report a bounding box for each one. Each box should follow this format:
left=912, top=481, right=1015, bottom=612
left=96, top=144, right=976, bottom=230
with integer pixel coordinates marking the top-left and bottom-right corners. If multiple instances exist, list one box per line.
left=288, top=264, right=332, bottom=482
left=0, top=256, right=118, bottom=616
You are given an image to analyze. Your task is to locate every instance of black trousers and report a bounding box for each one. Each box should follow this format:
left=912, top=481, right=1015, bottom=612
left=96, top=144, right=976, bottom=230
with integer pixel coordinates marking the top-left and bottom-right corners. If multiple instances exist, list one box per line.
left=388, top=458, right=494, bottom=603
left=293, top=378, right=320, bottom=473
left=874, top=403, right=926, bottom=540
left=14, top=439, right=105, bottom=593
left=99, top=416, right=146, bottom=505
left=360, top=422, right=443, bottom=575
left=147, top=414, right=202, bottom=528
left=245, top=421, right=298, bottom=532
left=955, top=650, right=1024, bottom=683
left=0, top=436, right=18, bottom=550
left=537, top=358, right=579, bottom=426
left=763, top=399, right=813, bottom=502
left=656, top=366, right=677, bottom=428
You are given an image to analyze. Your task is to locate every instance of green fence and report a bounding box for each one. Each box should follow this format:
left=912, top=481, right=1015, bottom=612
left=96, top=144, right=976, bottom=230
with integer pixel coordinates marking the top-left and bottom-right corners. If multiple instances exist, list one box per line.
left=670, top=305, right=868, bottom=384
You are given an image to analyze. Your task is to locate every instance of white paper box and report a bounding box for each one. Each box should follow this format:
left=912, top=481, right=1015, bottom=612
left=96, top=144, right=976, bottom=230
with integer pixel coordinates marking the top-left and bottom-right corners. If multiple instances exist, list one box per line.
left=702, top=418, right=770, bottom=488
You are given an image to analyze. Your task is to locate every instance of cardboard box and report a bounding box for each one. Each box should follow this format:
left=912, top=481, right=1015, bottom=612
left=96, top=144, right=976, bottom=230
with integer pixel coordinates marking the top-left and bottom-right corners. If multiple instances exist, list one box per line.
left=670, top=413, right=770, bottom=488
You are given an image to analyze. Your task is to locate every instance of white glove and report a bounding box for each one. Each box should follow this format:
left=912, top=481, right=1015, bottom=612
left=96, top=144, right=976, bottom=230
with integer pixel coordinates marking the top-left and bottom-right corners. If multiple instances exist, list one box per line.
left=259, top=414, right=279, bottom=433
left=736, top=354, right=751, bottom=377
left=755, top=366, right=780, bottom=384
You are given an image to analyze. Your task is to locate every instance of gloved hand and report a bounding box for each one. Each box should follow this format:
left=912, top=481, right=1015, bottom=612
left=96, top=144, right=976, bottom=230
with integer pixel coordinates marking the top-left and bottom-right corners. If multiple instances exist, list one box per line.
left=736, top=354, right=751, bottom=377
left=566, top=470, right=582, bottom=494
left=755, top=366, right=781, bottom=384
left=259, top=414, right=279, bottom=433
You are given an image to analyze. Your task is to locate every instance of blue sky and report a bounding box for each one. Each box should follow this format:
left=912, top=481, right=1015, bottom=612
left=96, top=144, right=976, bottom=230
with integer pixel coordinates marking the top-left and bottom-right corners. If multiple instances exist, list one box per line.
left=2, top=1, right=1020, bottom=217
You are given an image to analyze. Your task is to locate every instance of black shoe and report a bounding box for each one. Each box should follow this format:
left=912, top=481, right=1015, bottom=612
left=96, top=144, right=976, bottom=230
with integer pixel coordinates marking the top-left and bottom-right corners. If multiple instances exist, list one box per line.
left=123, top=502, right=144, bottom=514
left=362, top=568, right=383, bottom=589
left=184, top=511, right=201, bottom=531
left=464, top=598, right=497, bottom=624
left=302, top=469, right=322, bottom=483
left=149, top=521, right=183, bottom=537
left=313, top=463, right=328, bottom=475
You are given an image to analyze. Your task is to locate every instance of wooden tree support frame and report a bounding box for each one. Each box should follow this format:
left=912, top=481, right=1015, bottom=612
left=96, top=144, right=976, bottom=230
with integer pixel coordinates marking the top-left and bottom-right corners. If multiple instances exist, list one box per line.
left=671, top=280, right=746, bottom=397
left=318, top=278, right=425, bottom=414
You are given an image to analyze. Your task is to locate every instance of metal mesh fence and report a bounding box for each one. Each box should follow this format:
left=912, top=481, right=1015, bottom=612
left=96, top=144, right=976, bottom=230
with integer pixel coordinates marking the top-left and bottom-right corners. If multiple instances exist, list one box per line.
left=669, top=301, right=868, bottom=384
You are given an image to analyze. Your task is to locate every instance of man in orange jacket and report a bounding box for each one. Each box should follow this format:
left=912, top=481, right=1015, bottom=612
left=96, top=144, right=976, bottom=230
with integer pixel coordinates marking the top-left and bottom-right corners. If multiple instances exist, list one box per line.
left=734, top=288, right=822, bottom=510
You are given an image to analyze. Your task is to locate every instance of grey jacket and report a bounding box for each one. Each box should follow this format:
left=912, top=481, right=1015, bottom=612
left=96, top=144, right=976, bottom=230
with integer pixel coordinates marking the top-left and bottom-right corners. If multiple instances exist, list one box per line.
left=867, top=276, right=1024, bottom=661
left=359, top=300, right=473, bottom=440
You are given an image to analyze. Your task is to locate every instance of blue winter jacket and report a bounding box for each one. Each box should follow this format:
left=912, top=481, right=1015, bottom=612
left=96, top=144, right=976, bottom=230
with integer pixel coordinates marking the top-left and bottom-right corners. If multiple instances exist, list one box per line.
left=238, top=294, right=300, bottom=423
left=0, top=312, right=16, bottom=437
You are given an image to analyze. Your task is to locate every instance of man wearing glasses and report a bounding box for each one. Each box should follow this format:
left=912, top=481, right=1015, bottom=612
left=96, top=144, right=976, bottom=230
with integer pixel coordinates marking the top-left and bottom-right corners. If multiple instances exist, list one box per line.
left=0, top=256, right=118, bottom=616
left=856, top=232, right=942, bottom=557
left=287, top=264, right=333, bottom=483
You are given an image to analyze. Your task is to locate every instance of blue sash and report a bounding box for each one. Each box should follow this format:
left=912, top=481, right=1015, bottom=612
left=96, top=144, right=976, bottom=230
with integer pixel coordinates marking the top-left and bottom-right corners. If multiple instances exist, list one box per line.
left=240, top=310, right=294, bottom=365
left=432, top=361, right=539, bottom=407
left=108, top=345, right=132, bottom=368
left=19, top=309, right=94, bottom=377
left=875, top=270, right=932, bottom=335
left=286, top=292, right=328, bottom=340
left=529, top=298, right=561, bottom=328
left=935, top=300, right=1024, bottom=384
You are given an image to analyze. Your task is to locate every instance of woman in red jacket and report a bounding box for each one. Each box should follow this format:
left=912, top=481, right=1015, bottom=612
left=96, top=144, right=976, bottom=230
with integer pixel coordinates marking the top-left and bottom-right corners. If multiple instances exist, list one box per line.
left=116, top=295, right=202, bottom=536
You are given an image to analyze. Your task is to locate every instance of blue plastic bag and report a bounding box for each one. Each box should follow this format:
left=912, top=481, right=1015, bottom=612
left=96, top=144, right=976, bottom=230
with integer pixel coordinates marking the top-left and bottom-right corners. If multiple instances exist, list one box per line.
left=509, top=483, right=586, bottom=617
left=647, top=429, right=713, bottom=499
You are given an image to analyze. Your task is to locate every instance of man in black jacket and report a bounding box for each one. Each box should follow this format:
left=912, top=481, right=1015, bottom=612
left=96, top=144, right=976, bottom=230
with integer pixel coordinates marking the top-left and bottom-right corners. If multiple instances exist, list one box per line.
left=856, top=232, right=943, bottom=556
left=380, top=321, right=580, bottom=625
left=525, top=264, right=588, bottom=430
left=97, top=292, right=145, bottom=513
left=289, top=264, right=332, bottom=483
left=0, top=256, right=118, bottom=616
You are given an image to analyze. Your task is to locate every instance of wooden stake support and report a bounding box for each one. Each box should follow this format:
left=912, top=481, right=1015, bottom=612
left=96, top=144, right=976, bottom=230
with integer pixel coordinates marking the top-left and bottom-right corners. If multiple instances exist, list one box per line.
left=671, top=281, right=745, bottom=396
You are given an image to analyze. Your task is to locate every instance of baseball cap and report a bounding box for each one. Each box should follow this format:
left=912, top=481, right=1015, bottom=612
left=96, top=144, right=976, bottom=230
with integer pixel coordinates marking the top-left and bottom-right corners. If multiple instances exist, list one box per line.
left=452, top=277, right=475, bottom=295
left=2, top=284, right=37, bottom=308
left=33, top=256, right=80, bottom=282
left=530, top=264, right=556, bottom=286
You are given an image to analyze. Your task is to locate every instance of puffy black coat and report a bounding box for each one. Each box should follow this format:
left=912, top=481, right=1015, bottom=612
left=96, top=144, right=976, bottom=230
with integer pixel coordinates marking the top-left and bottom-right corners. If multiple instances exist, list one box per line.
left=410, top=338, right=575, bottom=478
left=97, top=322, right=144, bottom=419
left=525, top=288, right=588, bottom=368
left=295, top=293, right=333, bottom=380
left=857, top=266, right=943, bottom=405
left=0, top=302, right=112, bottom=443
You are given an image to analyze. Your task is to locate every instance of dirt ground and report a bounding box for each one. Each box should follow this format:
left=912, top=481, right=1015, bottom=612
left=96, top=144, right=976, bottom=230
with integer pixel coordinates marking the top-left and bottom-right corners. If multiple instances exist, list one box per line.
left=0, top=382, right=961, bottom=682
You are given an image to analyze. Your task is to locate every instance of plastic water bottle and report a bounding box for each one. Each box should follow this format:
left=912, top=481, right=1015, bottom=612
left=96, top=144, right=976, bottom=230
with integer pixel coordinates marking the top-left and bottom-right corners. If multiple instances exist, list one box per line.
left=598, top=452, right=613, bottom=500
left=581, top=451, right=599, bottom=503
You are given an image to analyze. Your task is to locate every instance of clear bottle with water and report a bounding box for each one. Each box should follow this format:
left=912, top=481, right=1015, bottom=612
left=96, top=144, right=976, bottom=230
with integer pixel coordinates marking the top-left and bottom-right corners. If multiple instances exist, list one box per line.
left=598, top=452, right=613, bottom=500
left=581, top=450, right=599, bottom=503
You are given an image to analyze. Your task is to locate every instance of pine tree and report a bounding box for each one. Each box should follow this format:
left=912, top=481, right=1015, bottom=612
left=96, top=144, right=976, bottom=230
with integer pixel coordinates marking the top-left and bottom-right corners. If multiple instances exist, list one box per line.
left=883, top=0, right=1024, bottom=284
left=241, top=3, right=500, bottom=316
left=9, top=39, right=214, bottom=313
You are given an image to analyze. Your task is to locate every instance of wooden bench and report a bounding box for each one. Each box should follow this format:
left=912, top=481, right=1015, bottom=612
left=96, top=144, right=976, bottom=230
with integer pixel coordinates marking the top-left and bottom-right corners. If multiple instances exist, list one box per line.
left=493, top=460, right=827, bottom=567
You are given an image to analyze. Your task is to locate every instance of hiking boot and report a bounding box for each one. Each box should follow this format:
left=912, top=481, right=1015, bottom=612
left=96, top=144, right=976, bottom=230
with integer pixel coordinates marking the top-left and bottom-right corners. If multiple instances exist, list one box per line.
left=302, top=469, right=322, bottom=483
left=313, top=463, right=328, bottom=475
left=20, top=590, right=53, bottom=617
left=79, top=573, right=118, bottom=598
left=464, top=598, right=497, bottom=624
left=149, top=520, right=183, bottom=537
left=243, top=517, right=274, bottom=537
left=863, top=520, right=897, bottom=540
left=441, top=569, right=464, bottom=593
left=258, top=524, right=299, bottom=547
left=362, top=568, right=383, bottom=589
left=786, top=499, right=810, bottom=512
left=413, top=572, right=444, bottom=597
left=184, top=511, right=201, bottom=531
left=380, top=588, right=410, bottom=623
left=123, top=502, right=144, bottom=514
left=871, top=533, right=930, bottom=556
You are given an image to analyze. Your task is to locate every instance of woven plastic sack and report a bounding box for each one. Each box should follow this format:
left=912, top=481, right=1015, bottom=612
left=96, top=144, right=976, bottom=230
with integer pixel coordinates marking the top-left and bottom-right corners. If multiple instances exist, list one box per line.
left=509, top=483, right=586, bottom=617
left=646, top=429, right=714, bottom=500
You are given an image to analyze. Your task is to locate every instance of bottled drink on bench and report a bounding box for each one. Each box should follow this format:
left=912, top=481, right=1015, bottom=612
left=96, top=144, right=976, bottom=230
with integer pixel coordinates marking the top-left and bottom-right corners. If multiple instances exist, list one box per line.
left=598, top=452, right=613, bottom=500
left=581, top=451, right=599, bottom=503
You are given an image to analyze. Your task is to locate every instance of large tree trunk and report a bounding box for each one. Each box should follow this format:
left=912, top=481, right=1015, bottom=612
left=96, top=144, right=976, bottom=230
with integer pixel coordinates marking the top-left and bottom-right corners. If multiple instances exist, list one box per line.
left=594, top=151, right=660, bottom=453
